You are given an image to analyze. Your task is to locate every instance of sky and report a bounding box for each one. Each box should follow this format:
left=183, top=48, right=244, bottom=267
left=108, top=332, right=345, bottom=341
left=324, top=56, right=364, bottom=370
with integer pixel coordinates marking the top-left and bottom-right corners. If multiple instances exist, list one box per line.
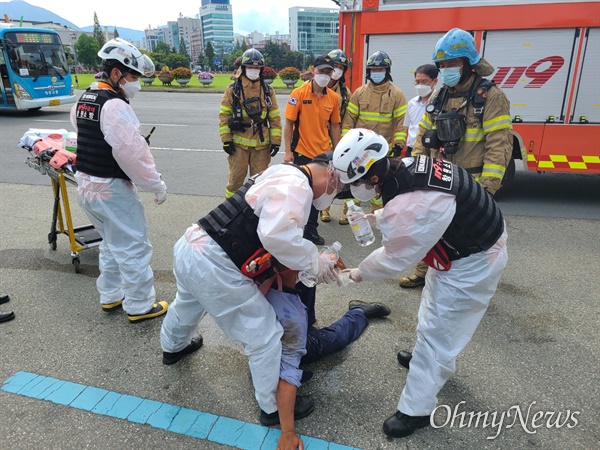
left=11, top=0, right=340, bottom=35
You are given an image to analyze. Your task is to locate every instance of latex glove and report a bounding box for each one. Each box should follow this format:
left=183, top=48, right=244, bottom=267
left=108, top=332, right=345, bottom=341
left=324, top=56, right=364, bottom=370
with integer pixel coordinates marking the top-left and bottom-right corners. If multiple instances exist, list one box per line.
left=342, top=268, right=363, bottom=283
left=316, top=253, right=337, bottom=285
left=363, top=213, right=377, bottom=228
left=223, top=141, right=235, bottom=156
left=270, top=144, right=280, bottom=157
left=154, top=189, right=167, bottom=205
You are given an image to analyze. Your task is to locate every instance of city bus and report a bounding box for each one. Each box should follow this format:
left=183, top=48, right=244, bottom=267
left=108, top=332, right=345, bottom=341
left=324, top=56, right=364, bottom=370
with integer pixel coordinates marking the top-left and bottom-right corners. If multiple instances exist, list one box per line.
left=0, top=24, right=76, bottom=111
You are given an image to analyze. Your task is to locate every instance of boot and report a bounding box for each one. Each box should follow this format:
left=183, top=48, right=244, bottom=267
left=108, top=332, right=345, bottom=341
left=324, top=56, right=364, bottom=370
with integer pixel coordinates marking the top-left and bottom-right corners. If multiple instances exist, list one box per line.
left=338, top=202, right=349, bottom=225
left=399, top=274, right=425, bottom=288
left=383, top=411, right=430, bottom=438
left=320, top=207, right=331, bottom=222
left=259, top=395, right=315, bottom=426
left=397, top=351, right=412, bottom=369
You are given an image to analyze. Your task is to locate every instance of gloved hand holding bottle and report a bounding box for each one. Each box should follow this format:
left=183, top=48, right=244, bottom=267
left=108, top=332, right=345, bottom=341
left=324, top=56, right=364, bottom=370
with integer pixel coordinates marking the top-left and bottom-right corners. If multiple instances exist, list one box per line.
left=299, top=242, right=342, bottom=287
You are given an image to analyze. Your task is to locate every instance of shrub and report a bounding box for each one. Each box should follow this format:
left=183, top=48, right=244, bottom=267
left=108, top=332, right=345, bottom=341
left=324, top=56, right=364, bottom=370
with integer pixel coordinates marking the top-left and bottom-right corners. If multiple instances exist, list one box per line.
left=170, top=67, right=193, bottom=79
left=262, top=65, right=277, bottom=79
left=278, top=66, right=301, bottom=81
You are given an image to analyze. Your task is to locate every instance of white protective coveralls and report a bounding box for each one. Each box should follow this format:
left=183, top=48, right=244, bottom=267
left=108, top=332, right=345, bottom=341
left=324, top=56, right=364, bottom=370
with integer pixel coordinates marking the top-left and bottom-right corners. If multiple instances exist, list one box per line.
left=354, top=188, right=508, bottom=416
left=160, top=164, right=321, bottom=413
left=70, top=86, right=167, bottom=314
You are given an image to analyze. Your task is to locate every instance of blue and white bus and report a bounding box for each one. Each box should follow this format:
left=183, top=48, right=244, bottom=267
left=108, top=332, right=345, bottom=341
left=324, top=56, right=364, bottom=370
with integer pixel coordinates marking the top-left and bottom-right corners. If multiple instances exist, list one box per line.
left=0, top=24, right=76, bottom=111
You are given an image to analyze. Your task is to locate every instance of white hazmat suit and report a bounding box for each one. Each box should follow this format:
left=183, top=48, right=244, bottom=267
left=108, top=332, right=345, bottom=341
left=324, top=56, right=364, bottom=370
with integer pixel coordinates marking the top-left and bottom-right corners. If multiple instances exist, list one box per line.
left=70, top=84, right=167, bottom=314
left=161, top=164, right=323, bottom=413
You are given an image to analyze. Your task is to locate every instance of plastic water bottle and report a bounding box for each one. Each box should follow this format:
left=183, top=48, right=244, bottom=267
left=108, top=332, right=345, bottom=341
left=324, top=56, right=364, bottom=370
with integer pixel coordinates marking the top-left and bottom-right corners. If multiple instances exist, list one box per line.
left=298, top=241, right=342, bottom=287
left=346, top=200, right=375, bottom=247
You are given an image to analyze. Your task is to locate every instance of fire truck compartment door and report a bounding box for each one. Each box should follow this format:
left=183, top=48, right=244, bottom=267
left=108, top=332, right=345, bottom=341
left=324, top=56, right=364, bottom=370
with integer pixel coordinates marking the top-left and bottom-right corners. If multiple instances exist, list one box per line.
left=571, top=27, right=600, bottom=124
left=482, top=28, right=577, bottom=123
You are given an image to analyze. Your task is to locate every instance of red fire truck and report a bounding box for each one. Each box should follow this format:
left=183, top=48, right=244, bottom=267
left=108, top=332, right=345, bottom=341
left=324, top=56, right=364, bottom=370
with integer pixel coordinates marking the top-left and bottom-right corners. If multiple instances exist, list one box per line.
left=336, top=0, right=600, bottom=178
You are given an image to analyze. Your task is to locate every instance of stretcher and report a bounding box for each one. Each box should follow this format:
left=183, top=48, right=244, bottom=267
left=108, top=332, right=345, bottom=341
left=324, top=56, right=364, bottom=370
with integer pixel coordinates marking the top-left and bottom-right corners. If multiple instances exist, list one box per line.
left=20, top=131, right=102, bottom=273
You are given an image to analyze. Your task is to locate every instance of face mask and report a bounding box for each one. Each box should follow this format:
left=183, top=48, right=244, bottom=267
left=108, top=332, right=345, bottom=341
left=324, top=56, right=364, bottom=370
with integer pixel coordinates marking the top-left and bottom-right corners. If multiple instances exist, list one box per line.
left=370, top=72, right=386, bottom=84
left=415, top=84, right=432, bottom=97
left=314, top=74, right=331, bottom=88
left=351, top=183, right=377, bottom=201
left=313, top=190, right=337, bottom=210
left=331, top=68, right=344, bottom=81
left=245, top=68, right=260, bottom=81
left=440, top=67, right=462, bottom=87
left=121, top=79, right=141, bottom=100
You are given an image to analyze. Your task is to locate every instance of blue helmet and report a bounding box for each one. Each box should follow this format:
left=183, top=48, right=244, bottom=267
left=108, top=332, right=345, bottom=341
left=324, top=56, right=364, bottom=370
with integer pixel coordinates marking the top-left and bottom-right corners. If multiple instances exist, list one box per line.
left=433, top=28, right=481, bottom=65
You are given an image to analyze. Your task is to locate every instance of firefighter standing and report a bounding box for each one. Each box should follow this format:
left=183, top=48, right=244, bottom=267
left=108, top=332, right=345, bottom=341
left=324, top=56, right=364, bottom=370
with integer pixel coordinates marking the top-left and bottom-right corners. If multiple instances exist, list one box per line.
left=403, top=28, right=513, bottom=288
left=219, top=49, right=282, bottom=198
left=341, top=50, right=408, bottom=212
left=320, top=48, right=354, bottom=225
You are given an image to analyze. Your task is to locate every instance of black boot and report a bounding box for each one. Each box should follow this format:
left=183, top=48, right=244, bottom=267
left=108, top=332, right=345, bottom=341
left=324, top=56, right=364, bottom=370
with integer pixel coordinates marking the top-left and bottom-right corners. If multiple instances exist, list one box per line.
left=383, top=410, right=430, bottom=438
left=0, top=311, right=15, bottom=323
left=303, top=227, right=324, bottom=246
left=397, top=351, right=412, bottom=370
left=348, top=300, right=391, bottom=319
left=259, top=395, right=315, bottom=426
left=162, top=335, right=204, bottom=365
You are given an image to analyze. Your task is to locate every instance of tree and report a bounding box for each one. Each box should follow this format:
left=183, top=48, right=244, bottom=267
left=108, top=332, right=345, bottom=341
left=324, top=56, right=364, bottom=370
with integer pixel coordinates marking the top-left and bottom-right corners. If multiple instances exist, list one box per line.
left=205, top=41, right=215, bottom=69
left=164, top=53, right=190, bottom=70
left=113, top=27, right=119, bottom=39
left=74, top=34, right=100, bottom=70
left=178, top=36, right=189, bottom=58
left=263, top=40, right=285, bottom=70
left=92, top=12, right=105, bottom=49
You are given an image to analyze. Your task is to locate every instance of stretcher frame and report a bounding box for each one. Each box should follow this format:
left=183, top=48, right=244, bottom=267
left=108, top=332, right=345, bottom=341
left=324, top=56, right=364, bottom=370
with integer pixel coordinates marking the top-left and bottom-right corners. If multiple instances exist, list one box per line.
left=26, top=155, right=102, bottom=272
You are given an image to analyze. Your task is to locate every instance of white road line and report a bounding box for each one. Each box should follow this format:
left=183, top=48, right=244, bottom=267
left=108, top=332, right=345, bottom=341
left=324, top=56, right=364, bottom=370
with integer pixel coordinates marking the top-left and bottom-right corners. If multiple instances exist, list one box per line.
left=32, top=120, right=187, bottom=128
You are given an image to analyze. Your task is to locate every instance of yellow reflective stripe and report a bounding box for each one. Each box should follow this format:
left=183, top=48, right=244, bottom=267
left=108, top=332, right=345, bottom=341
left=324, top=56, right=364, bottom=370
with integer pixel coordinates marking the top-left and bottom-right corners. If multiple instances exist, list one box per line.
left=395, top=132, right=407, bottom=141
left=393, top=104, right=407, bottom=118
left=583, top=155, right=600, bottom=163
left=370, top=197, right=383, bottom=206
left=462, top=127, right=485, bottom=142
left=419, top=114, right=433, bottom=130
left=268, top=109, right=280, bottom=118
left=483, top=115, right=512, bottom=134
left=220, top=105, right=232, bottom=114
left=358, top=111, right=393, bottom=122
left=341, top=128, right=350, bottom=137
left=233, top=135, right=269, bottom=147
left=270, top=128, right=282, bottom=137
left=347, top=102, right=359, bottom=115
left=225, top=188, right=235, bottom=198
left=219, top=126, right=231, bottom=135
left=569, top=162, right=587, bottom=169
left=481, top=163, right=506, bottom=180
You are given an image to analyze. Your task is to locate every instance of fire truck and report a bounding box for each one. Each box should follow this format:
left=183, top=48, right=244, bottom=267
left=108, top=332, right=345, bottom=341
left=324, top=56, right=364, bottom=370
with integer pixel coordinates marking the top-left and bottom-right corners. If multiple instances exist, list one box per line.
left=336, top=0, right=600, bottom=180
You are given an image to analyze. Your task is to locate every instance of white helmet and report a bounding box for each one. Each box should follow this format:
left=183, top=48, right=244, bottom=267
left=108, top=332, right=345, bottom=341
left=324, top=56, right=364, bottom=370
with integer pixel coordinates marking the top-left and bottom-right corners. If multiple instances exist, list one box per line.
left=333, top=128, right=388, bottom=183
left=98, top=38, right=155, bottom=76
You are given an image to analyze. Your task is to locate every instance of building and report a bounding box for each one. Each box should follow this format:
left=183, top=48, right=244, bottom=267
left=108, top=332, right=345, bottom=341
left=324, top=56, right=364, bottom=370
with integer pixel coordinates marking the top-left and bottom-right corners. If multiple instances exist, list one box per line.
left=199, top=0, right=235, bottom=60
left=289, top=6, right=339, bottom=56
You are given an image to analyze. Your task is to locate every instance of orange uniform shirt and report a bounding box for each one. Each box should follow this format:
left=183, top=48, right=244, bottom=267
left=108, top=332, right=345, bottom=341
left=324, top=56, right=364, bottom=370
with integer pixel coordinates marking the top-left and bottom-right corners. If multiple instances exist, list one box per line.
left=285, top=81, right=341, bottom=159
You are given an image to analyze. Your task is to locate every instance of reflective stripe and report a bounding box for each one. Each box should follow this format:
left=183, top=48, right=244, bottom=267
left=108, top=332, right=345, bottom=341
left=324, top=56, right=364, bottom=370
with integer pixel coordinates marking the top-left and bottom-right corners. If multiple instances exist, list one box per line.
left=481, top=163, right=506, bottom=180
left=393, top=104, right=407, bottom=118
left=225, top=188, right=235, bottom=198
left=358, top=111, right=393, bottom=123
left=270, top=128, right=282, bottom=138
left=268, top=109, right=280, bottom=118
left=347, top=102, right=359, bottom=115
left=220, top=105, right=232, bottom=114
left=419, top=114, right=433, bottom=130
left=219, top=125, right=231, bottom=136
left=233, top=134, right=270, bottom=147
left=483, top=115, right=512, bottom=134
left=462, top=127, right=485, bottom=142
left=341, top=128, right=350, bottom=137
left=395, top=131, right=407, bottom=142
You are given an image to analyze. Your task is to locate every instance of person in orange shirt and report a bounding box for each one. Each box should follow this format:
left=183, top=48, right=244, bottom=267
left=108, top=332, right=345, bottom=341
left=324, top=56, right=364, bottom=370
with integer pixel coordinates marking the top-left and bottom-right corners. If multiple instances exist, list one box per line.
left=283, top=55, right=341, bottom=245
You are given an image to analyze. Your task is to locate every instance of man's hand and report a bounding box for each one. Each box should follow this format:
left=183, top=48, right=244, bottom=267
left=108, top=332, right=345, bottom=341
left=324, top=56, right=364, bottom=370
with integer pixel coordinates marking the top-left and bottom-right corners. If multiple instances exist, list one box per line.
left=276, top=431, right=304, bottom=450
left=223, top=141, right=235, bottom=155
left=317, top=253, right=337, bottom=284
left=270, top=144, right=280, bottom=157
left=342, top=268, right=363, bottom=283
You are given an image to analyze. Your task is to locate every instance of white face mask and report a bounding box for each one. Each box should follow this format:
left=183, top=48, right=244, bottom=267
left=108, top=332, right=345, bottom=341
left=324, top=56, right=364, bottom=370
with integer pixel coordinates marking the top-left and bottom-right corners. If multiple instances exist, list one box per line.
left=121, top=79, right=141, bottom=100
left=314, top=74, right=331, bottom=88
left=415, top=84, right=432, bottom=98
left=313, top=190, right=337, bottom=210
left=245, top=68, right=261, bottom=81
left=331, top=68, right=343, bottom=81
left=350, top=183, right=377, bottom=201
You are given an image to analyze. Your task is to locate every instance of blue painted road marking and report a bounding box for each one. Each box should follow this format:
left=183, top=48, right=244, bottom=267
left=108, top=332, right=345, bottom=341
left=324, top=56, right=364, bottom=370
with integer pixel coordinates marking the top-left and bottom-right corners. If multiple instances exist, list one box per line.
left=2, top=371, right=361, bottom=450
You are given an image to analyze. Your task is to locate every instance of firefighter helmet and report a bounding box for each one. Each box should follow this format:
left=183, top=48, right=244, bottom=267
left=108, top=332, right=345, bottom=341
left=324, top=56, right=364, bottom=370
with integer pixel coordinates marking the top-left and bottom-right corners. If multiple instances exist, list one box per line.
left=333, top=128, right=389, bottom=184
left=241, top=49, right=265, bottom=67
left=328, top=49, right=348, bottom=67
left=98, top=38, right=154, bottom=76
left=433, top=28, right=481, bottom=65
left=366, top=51, right=392, bottom=69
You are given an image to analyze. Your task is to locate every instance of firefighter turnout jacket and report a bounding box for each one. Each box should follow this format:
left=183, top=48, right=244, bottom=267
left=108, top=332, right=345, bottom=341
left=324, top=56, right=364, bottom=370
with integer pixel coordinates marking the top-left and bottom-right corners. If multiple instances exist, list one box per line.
left=219, top=75, right=282, bottom=149
left=412, top=75, right=513, bottom=195
left=342, top=80, right=408, bottom=149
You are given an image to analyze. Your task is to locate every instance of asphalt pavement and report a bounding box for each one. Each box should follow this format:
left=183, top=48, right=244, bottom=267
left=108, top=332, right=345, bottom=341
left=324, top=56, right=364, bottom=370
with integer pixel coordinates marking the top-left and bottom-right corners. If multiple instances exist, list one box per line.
left=0, top=178, right=599, bottom=449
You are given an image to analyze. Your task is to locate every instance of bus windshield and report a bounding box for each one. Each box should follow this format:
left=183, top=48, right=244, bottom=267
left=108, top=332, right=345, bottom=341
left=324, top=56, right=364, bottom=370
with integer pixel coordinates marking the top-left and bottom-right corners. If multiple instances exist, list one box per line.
left=4, top=31, right=69, bottom=79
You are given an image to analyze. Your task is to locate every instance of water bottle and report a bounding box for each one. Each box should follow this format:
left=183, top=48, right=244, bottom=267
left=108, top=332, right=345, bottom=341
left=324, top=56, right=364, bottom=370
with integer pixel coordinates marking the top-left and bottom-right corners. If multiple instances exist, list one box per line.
left=346, top=200, right=375, bottom=247
left=298, top=241, right=342, bottom=287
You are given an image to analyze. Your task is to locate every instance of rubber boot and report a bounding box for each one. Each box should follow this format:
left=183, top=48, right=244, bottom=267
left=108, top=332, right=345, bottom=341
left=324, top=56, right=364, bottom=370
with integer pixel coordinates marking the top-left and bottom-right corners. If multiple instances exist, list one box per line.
left=320, top=207, right=331, bottom=222
left=338, top=202, right=349, bottom=225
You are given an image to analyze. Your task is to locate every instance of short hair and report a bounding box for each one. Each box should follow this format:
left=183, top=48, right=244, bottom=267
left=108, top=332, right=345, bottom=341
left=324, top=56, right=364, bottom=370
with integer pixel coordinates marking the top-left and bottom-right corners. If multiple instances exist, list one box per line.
left=414, top=64, right=438, bottom=80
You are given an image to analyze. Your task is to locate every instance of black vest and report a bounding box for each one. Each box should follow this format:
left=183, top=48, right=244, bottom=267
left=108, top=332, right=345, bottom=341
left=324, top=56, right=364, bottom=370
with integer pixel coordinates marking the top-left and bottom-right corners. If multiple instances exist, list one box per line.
left=198, top=164, right=312, bottom=270
left=381, top=155, right=504, bottom=259
left=74, top=88, right=130, bottom=180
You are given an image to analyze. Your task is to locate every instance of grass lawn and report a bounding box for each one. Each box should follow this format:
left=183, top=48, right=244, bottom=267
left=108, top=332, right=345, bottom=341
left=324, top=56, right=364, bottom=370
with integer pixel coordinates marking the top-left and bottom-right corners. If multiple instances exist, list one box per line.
left=73, top=73, right=300, bottom=93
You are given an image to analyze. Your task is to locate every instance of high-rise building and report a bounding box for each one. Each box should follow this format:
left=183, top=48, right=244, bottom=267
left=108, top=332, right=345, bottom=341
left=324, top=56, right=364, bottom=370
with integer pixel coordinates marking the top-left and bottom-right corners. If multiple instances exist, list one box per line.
left=289, top=7, right=339, bottom=57
left=199, top=0, right=234, bottom=61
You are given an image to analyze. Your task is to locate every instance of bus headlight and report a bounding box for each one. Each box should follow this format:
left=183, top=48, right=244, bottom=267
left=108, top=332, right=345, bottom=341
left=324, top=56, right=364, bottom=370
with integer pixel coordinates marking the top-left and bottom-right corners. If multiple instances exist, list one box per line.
left=14, top=83, right=33, bottom=100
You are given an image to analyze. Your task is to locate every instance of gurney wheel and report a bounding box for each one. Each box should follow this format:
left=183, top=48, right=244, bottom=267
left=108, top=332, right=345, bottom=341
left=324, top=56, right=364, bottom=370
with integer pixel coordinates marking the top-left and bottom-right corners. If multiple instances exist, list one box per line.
left=72, top=257, right=81, bottom=273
